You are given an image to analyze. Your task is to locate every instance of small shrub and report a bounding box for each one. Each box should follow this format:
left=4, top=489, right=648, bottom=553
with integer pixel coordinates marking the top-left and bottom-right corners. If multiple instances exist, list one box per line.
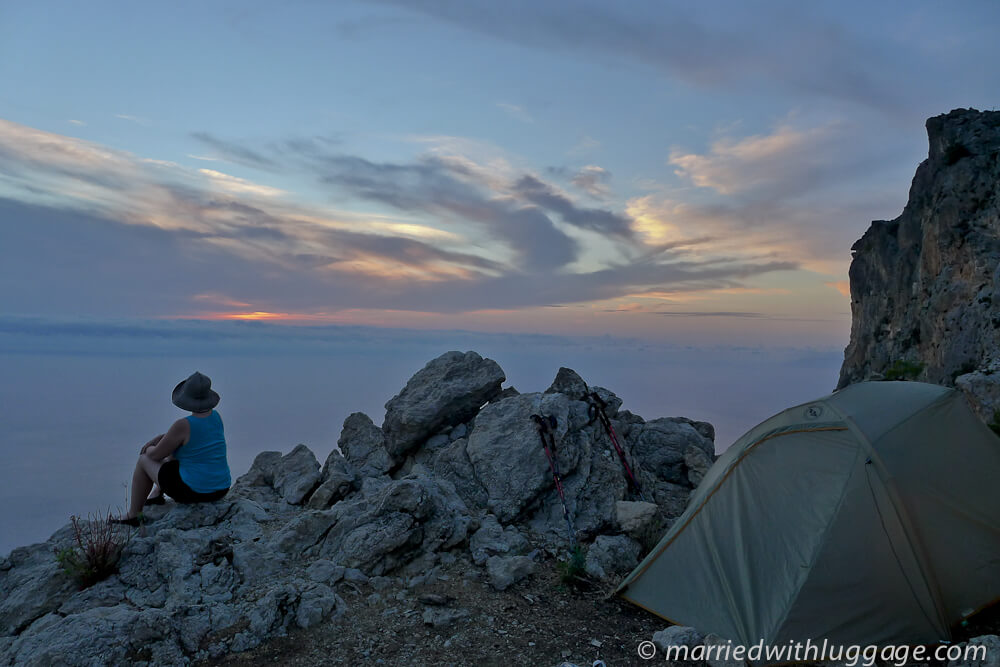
left=556, top=545, right=588, bottom=585
left=54, top=509, right=131, bottom=589
left=885, top=360, right=925, bottom=381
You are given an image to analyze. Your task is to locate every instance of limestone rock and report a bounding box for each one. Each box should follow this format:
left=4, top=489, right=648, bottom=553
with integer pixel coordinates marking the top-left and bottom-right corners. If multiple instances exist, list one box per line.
left=615, top=500, right=661, bottom=548
left=485, top=555, right=537, bottom=591
left=949, top=635, right=1000, bottom=667
left=305, top=559, right=345, bottom=585
left=629, top=418, right=712, bottom=486
left=545, top=367, right=589, bottom=400
left=583, top=534, right=641, bottom=581
left=589, top=386, right=623, bottom=417
left=422, top=607, right=471, bottom=628
left=469, top=515, right=530, bottom=565
left=307, top=449, right=358, bottom=510
left=467, top=392, right=575, bottom=523
left=338, top=412, right=393, bottom=478
left=0, top=541, right=75, bottom=637
left=956, top=371, right=1000, bottom=423
left=430, top=437, right=488, bottom=511
left=383, top=351, right=506, bottom=458
left=684, top=444, right=713, bottom=486
left=272, top=444, right=322, bottom=505
left=652, top=625, right=706, bottom=652
left=295, top=584, right=341, bottom=629
left=839, top=108, right=1000, bottom=422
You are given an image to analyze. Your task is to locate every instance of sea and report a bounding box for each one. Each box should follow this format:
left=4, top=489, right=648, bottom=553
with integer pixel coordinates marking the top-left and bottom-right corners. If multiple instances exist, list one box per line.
left=0, top=317, right=843, bottom=555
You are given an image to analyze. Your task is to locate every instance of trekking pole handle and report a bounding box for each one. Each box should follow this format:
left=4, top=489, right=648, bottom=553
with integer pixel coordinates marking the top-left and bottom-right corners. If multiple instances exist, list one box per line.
left=587, top=390, right=607, bottom=409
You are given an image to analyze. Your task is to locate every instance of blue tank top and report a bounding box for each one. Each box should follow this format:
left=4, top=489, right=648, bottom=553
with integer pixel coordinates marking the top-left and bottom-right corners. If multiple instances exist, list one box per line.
left=175, top=410, right=231, bottom=493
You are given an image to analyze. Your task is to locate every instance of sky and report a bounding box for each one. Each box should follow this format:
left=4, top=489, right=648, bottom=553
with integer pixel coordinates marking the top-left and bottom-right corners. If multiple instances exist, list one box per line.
left=2, top=1, right=997, bottom=345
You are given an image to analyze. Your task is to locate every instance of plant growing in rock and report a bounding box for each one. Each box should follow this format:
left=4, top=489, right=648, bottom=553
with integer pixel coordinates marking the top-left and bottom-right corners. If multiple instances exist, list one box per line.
left=556, top=545, right=589, bottom=586
left=885, top=360, right=925, bottom=381
left=54, top=509, right=131, bottom=589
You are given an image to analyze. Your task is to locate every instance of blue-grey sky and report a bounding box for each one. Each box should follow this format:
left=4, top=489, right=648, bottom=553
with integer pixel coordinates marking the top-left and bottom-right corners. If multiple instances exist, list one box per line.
left=1, top=1, right=998, bottom=344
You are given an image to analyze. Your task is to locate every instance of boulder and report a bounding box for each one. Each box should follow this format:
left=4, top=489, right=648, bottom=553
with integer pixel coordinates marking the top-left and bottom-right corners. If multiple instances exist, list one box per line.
left=306, top=474, right=471, bottom=576
left=307, top=449, right=358, bottom=510
left=615, top=500, right=661, bottom=548
left=466, top=392, right=575, bottom=523
left=628, top=418, right=711, bottom=486
left=589, top=386, right=623, bottom=417
left=485, top=555, right=537, bottom=591
left=684, top=444, right=713, bottom=486
left=337, top=412, right=393, bottom=477
left=545, top=367, right=589, bottom=400
left=469, top=515, right=530, bottom=565
left=383, top=351, right=505, bottom=458
left=652, top=625, right=706, bottom=652
left=272, top=445, right=322, bottom=505
left=583, top=534, right=642, bottom=581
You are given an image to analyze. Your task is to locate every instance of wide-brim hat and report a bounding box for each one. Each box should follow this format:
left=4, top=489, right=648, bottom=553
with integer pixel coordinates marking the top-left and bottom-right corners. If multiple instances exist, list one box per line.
left=172, top=371, right=220, bottom=412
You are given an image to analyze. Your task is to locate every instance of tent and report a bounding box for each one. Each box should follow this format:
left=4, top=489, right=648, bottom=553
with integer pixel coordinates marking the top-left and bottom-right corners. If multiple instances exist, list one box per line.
left=617, top=381, right=1000, bottom=646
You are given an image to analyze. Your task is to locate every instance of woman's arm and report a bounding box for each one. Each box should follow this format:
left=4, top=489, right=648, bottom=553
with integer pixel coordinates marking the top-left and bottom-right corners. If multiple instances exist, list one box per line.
left=145, top=419, right=189, bottom=461
left=140, top=434, right=164, bottom=454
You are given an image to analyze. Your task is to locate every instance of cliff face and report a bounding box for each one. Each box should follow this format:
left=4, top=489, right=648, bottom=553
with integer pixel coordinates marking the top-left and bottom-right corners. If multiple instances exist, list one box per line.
left=839, top=108, right=1000, bottom=419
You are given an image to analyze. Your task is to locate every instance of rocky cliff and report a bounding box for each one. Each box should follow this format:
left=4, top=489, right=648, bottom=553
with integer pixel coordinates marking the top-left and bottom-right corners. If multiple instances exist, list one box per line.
left=0, top=351, right=714, bottom=666
left=839, top=108, right=1000, bottom=420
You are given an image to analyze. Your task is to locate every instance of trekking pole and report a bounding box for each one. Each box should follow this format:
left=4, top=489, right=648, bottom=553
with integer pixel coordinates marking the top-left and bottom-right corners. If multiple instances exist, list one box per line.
left=586, top=391, right=648, bottom=502
left=530, top=414, right=576, bottom=544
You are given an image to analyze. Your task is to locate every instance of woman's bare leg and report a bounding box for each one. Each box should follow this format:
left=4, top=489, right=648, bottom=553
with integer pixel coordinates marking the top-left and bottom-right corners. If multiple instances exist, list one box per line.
left=127, top=454, right=163, bottom=519
left=148, top=456, right=173, bottom=500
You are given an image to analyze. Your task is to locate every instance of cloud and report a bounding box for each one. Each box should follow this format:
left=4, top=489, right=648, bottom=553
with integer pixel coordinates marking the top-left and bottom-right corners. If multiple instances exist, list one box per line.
left=68, top=120, right=86, bottom=126
left=372, top=0, right=912, bottom=116
left=496, top=103, right=533, bottom=123
left=190, top=132, right=277, bottom=169
left=289, top=148, right=581, bottom=271
left=0, top=120, right=801, bottom=320
left=669, top=122, right=860, bottom=198
left=825, top=280, right=850, bottom=297
left=197, top=168, right=286, bottom=197
left=656, top=311, right=768, bottom=318
left=115, top=113, right=149, bottom=125
left=512, top=174, right=632, bottom=239
left=570, top=165, right=611, bottom=199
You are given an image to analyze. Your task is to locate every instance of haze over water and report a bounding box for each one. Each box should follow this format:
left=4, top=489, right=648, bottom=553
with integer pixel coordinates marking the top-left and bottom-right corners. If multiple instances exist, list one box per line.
left=0, top=319, right=841, bottom=554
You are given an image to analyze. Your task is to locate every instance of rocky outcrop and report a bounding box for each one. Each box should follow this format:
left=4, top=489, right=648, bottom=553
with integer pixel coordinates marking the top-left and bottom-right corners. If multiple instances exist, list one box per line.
left=383, top=351, right=505, bottom=458
left=1, top=350, right=713, bottom=665
left=839, top=108, right=1000, bottom=420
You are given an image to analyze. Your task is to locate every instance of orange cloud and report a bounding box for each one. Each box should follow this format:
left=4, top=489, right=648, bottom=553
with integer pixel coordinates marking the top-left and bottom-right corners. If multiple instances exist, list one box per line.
left=825, top=280, right=851, bottom=297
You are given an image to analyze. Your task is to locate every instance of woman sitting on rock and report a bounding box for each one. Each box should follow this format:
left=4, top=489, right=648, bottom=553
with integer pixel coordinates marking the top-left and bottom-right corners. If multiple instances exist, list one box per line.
left=112, top=371, right=232, bottom=526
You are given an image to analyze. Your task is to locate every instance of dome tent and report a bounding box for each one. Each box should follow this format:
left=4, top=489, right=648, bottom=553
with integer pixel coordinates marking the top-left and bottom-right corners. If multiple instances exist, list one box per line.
left=617, top=381, right=1000, bottom=646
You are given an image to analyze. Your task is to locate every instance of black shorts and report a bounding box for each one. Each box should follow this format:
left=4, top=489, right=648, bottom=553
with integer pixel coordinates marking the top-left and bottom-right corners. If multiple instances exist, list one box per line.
left=158, top=460, right=229, bottom=504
